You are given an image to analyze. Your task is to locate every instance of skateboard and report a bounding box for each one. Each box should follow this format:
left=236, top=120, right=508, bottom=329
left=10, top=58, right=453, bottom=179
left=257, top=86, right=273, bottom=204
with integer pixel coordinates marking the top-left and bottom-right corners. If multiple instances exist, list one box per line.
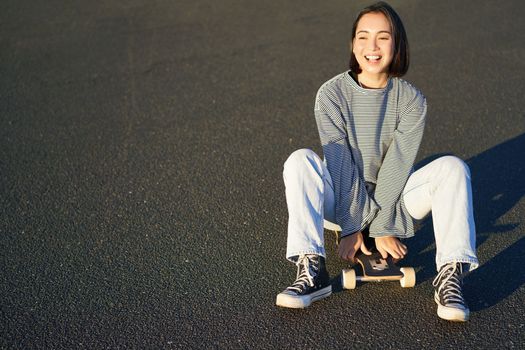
left=323, top=219, right=416, bottom=289
left=341, top=251, right=416, bottom=289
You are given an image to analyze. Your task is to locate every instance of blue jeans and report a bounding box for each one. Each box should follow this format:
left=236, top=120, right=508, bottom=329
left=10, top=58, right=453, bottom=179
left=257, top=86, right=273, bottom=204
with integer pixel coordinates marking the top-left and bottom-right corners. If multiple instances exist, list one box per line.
left=283, top=149, right=479, bottom=271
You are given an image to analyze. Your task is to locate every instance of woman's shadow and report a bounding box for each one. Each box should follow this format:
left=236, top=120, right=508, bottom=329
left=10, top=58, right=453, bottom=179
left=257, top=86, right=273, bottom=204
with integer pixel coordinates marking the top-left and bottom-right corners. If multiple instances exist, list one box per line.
left=405, top=132, right=525, bottom=311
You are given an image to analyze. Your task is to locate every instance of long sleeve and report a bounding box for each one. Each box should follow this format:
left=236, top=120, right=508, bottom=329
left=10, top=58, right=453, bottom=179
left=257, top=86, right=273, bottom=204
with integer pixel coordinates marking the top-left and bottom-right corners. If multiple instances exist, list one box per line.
left=315, top=88, right=379, bottom=237
left=368, top=94, right=427, bottom=237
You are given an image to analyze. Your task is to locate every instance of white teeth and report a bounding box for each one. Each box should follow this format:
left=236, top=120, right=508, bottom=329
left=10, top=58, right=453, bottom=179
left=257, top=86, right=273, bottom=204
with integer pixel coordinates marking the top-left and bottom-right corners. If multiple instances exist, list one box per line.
left=366, top=55, right=380, bottom=60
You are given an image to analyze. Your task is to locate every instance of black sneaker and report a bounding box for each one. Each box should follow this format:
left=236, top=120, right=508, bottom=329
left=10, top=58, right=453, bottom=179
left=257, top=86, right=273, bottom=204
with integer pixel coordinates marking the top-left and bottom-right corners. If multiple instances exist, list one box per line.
left=432, top=262, right=470, bottom=321
left=276, top=254, right=332, bottom=308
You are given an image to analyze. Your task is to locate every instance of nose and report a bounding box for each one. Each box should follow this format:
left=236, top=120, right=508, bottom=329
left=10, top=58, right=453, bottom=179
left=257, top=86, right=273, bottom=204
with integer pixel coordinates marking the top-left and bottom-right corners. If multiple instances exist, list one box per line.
left=366, top=38, right=379, bottom=51
left=367, top=38, right=379, bottom=51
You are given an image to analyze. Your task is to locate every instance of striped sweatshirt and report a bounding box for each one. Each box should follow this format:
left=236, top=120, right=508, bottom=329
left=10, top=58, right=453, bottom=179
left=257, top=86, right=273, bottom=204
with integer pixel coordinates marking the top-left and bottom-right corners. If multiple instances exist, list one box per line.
left=314, top=71, right=427, bottom=238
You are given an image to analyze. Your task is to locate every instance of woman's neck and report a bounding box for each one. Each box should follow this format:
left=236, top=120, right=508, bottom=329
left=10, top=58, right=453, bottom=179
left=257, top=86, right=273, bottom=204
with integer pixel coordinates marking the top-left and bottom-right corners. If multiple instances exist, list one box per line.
left=357, top=72, right=390, bottom=89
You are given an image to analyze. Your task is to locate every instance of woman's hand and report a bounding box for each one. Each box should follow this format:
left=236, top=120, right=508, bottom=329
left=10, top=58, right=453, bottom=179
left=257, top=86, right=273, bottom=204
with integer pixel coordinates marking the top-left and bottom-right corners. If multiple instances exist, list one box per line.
left=338, top=231, right=372, bottom=263
left=375, top=236, right=407, bottom=260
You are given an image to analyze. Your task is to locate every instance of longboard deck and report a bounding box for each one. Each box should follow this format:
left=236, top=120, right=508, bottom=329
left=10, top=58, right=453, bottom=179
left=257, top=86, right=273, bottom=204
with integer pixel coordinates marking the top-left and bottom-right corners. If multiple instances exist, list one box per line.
left=356, top=251, right=403, bottom=278
left=334, top=229, right=415, bottom=286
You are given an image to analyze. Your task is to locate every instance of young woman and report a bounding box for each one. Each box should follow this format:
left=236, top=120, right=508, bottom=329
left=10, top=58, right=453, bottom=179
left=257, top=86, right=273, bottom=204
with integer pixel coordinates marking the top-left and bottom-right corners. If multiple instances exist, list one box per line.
left=275, top=1, right=478, bottom=322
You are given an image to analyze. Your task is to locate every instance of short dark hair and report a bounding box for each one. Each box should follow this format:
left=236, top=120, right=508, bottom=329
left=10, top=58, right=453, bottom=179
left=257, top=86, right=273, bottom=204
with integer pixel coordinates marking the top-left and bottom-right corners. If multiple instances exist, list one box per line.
left=349, top=1, right=409, bottom=77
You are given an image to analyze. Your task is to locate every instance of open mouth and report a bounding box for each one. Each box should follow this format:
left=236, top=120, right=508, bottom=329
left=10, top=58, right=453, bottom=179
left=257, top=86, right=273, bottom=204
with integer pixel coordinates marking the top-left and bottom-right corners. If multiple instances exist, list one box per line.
left=365, top=55, right=381, bottom=62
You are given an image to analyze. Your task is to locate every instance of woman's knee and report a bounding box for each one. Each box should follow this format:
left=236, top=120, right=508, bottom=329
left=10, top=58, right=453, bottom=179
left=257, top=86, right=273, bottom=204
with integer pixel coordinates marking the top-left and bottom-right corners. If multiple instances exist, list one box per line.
left=283, top=148, right=321, bottom=173
left=437, top=155, right=471, bottom=178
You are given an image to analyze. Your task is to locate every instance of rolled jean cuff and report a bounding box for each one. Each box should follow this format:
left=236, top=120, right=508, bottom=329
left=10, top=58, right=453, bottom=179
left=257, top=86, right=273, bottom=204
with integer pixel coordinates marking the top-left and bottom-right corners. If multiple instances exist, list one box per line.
left=437, top=256, right=479, bottom=272
left=286, top=249, right=326, bottom=263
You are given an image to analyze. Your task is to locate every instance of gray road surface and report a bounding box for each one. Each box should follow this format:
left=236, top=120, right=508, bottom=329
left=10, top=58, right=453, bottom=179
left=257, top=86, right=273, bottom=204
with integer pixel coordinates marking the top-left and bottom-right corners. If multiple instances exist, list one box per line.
left=1, top=0, right=524, bottom=348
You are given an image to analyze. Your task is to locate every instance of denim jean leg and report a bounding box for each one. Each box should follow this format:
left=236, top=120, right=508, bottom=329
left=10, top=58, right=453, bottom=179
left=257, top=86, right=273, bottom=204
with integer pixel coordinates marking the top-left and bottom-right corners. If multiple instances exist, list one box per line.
left=284, top=149, right=329, bottom=261
left=403, top=156, right=479, bottom=271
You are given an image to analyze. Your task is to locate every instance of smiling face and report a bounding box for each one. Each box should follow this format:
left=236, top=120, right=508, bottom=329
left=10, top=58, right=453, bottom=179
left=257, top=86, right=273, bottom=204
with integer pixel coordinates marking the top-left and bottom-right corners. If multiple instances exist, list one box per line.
left=352, top=12, right=394, bottom=79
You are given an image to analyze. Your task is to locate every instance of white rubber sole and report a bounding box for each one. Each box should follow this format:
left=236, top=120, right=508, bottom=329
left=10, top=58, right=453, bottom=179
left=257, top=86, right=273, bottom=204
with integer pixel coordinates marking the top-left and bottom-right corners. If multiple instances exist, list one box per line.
left=276, top=285, right=332, bottom=309
left=434, top=293, right=470, bottom=322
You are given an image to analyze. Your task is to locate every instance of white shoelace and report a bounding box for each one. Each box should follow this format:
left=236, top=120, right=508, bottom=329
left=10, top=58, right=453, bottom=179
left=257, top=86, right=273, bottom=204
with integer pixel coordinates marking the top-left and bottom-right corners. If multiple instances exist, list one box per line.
left=287, top=255, right=316, bottom=293
left=432, top=263, right=465, bottom=305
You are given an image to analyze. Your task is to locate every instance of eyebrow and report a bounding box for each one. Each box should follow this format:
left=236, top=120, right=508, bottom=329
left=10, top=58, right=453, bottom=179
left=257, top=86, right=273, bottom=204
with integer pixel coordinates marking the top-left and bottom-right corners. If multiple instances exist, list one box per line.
left=356, top=30, right=391, bottom=35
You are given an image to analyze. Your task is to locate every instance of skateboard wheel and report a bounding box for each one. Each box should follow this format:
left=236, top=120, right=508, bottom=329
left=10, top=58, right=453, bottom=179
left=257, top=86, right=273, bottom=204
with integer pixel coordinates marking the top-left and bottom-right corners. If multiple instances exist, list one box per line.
left=399, top=267, right=416, bottom=288
left=342, top=268, right=357, bottom=290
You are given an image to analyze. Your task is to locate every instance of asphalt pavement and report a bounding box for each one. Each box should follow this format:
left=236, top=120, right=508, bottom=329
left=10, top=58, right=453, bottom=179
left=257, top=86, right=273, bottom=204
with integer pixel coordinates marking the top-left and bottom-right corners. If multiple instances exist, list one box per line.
left=1, top=0, right=524, bottom=348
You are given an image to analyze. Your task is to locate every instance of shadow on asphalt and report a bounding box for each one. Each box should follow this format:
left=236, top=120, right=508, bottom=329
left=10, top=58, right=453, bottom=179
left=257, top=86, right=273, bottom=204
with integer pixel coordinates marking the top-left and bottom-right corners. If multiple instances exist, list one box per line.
left=467, top=236, right=525, bottom=311
left=405, top=132, right=525, bottom=311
